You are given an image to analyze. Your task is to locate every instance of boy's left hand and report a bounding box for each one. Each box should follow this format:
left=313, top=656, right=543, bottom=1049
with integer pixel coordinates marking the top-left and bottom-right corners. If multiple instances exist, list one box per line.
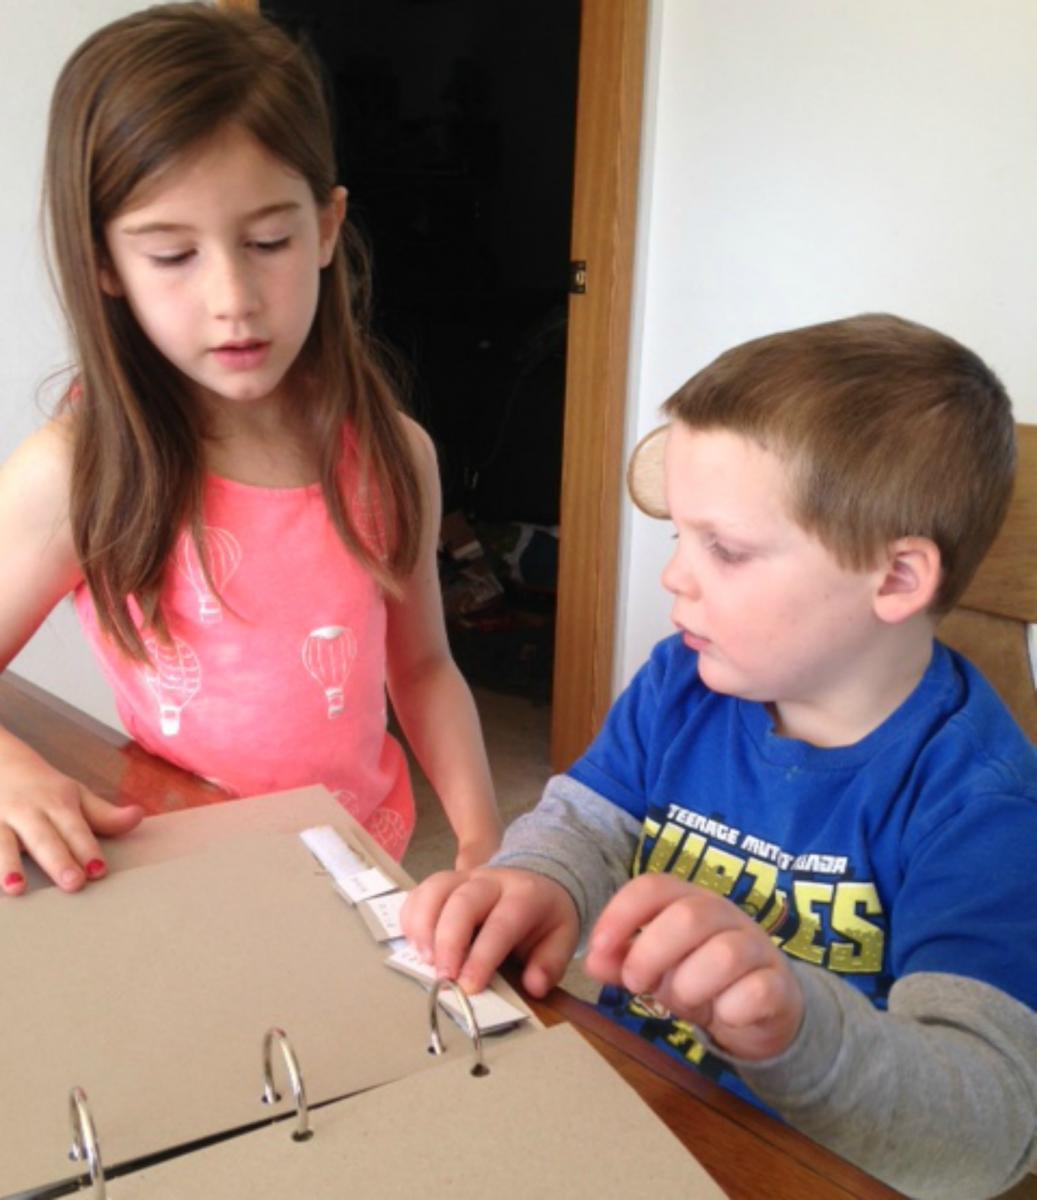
left=584, top=874, right=804, bottom=1062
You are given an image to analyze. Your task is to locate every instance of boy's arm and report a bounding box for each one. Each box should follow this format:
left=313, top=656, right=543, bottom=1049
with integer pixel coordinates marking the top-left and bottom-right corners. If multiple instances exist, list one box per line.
left=402, top=775, right=641, bottom=992
left=737, top=966, right=1037, bottom=1199
left=385, top=417, right=500, bottom=868
left=492, top=773, right=642, bottom=936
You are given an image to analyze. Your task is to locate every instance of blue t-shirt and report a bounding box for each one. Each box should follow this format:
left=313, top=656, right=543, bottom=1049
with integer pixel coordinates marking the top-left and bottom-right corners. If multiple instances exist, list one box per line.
left=569, top=636, right=1037, bottom=1105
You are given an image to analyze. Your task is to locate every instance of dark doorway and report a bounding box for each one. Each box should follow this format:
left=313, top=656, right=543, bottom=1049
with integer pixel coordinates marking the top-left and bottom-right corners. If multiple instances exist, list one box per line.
left=263, top=0, right=580, bottom=706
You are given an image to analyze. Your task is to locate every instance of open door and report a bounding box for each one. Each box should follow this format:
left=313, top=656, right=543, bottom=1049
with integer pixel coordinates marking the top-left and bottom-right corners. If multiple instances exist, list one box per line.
left=221, top=0, right=649, bottom=772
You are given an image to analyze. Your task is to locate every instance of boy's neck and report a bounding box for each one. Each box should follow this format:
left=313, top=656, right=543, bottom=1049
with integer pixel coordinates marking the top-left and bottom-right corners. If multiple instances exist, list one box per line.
left=770, top=621, right=937, bottom=748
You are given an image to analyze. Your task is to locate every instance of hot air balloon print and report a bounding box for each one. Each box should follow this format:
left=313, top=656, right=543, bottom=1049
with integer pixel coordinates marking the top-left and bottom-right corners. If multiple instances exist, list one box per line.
left=143, top=636, right=201, bottom=736
left=174, top=527, right=242, bottom=624
left=302, top=626, right=357, bottom=718
left=366, top=807, right=409, bottom=859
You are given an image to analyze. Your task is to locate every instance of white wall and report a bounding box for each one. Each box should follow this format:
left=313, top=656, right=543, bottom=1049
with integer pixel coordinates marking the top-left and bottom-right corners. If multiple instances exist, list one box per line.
left=5, top=2, right=1037, bottom=725
left=617, top=0, right=1037, bottom=687
left=1, top=2, right=140, bottom=728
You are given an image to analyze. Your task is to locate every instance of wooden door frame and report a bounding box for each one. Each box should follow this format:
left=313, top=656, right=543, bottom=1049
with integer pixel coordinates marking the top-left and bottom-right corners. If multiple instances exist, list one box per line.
left=551, top=0, right=648, bottom=768
left=224, top=0, right=650, bottom=772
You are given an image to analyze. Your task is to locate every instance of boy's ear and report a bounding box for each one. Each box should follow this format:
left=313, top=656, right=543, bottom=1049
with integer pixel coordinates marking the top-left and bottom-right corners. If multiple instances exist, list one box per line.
left=318, top=186, right=348, bottom=268
left=873, top=537, right=942, bottom=624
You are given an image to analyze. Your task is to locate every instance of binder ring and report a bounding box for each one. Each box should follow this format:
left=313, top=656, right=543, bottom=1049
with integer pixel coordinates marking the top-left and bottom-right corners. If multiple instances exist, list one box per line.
left=261, top=1027, right=312, bottom=1142
left=68, top=1086, right=106, bottom=1199
left=427, top=979, right=489, bottom=1076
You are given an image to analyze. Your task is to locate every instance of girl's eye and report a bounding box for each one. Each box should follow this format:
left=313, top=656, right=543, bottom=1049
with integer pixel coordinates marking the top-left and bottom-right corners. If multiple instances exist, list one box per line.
left=251, top=237, right=290, bottom=253
left=150, top=251, right=193, bottom=268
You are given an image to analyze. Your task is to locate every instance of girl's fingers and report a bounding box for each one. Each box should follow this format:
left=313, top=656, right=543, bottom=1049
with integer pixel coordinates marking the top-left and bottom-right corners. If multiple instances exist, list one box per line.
left=46, top=790, right=112, bottom=882
left=80, top=791, right=144, bottom=838
left=10, top=808, right=86, bottom=892
left=0, top=825, right=26, bottom=895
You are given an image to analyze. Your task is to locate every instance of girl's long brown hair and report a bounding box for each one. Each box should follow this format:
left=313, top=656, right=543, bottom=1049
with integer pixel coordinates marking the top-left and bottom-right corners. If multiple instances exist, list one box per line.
left=44, top=2, right=421, bottom=658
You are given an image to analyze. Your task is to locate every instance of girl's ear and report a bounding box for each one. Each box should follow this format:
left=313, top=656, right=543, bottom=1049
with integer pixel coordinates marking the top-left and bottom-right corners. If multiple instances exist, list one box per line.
left=98, top=256, right=124, bottom=298
left=318, top=186, right=347, bottom=268
left=873, top=537, right=942, bottom=624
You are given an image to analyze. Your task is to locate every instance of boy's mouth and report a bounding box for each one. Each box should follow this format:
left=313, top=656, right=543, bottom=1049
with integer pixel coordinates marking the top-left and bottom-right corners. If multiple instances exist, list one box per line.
left=680, top=628, right=711, bottom=653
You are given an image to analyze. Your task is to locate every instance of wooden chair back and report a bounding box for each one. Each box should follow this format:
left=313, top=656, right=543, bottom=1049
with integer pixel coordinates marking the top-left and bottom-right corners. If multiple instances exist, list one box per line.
left=937, top=423, right=1037, bottom=741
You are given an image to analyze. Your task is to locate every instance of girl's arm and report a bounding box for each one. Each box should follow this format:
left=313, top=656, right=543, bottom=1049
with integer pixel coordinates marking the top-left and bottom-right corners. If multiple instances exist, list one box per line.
left=0, top=419, right=143, bottom=895
left=384, top=417, right=501, bottom=869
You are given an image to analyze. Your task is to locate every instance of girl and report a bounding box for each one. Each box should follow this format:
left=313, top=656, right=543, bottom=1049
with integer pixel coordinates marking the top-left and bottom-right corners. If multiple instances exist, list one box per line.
left=0, top=3, right=501, bottom=895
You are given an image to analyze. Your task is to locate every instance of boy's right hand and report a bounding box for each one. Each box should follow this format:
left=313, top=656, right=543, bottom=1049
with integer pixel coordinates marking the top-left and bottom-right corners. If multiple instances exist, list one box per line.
left=0, top=742, right=143, bottom=896
left=401, top=867, right=579, bottom=997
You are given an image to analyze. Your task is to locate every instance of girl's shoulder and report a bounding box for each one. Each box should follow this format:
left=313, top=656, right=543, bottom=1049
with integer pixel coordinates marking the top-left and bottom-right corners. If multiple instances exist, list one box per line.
left=0, top=414, right=75, bottom=517
left=398, top=412, right=436, bottom=472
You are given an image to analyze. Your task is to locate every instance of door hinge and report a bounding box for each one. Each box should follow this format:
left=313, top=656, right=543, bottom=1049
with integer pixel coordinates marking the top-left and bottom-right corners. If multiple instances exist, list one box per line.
left=569, top=260, right=587, bottom=294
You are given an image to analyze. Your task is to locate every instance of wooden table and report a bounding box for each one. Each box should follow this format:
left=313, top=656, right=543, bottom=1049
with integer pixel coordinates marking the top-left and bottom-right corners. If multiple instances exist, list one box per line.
left=0, top=673, right=958, bottom=1199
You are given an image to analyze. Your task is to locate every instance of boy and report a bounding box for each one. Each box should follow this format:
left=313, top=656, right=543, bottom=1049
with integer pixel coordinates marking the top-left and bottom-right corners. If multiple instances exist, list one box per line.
left=403, top=314, right=1037, bottom=1198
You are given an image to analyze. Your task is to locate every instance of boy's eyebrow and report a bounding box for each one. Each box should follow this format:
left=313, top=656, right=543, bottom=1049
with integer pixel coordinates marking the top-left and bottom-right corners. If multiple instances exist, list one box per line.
left=120, top=202, right=302, bottom=235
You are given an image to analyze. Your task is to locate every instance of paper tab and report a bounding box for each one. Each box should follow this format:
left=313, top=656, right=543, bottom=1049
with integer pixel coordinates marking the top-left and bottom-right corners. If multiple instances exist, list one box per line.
left=358, top=890, right=409, bottom=941
left=334, top=867, right=397, bottom=905
left=384, top=943, right=529, bottom=1033
left=299, top=825, right=366, bottom=886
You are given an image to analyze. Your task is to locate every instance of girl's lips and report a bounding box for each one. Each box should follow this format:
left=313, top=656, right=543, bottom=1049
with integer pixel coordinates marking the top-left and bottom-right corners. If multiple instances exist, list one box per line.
left=682, top=630, right=710, bottom=653
left=212, top=341, right=270, bottom=370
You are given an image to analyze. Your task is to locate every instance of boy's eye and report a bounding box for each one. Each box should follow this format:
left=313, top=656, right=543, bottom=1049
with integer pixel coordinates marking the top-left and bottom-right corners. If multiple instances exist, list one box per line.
left=708, top=538, right=748, bottom=565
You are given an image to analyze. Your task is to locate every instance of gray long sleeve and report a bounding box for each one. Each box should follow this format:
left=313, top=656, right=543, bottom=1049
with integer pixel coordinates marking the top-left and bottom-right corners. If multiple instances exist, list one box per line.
left=492, top=776, right=1037, bottom=1198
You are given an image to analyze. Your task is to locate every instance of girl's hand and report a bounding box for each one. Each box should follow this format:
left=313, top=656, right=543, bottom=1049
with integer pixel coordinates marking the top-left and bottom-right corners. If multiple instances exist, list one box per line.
left=453, top=821, right=502, bottom=871
left=0, top=743, right=143, bottom=896
left=402, top=866, right=579, bottom=997
left=584, top=874, right=804, bottom=1061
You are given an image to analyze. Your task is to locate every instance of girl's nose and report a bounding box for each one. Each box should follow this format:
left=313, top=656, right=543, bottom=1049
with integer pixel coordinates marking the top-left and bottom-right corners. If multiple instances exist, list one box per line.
left=207, top=252, right=259, bottom=320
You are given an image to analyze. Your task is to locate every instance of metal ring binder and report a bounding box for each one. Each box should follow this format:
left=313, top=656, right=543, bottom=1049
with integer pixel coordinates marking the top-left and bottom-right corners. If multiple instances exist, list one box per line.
left=68, top=1086, right=106, bottom=1199
left=427, top=979, right=489, bottom=1076
left=261, top=1027, right=312, bottom=1142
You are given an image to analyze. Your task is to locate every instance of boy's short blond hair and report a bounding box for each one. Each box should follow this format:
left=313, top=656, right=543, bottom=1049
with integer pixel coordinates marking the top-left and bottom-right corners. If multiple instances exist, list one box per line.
left=662, top=314, right=1015, bottom=613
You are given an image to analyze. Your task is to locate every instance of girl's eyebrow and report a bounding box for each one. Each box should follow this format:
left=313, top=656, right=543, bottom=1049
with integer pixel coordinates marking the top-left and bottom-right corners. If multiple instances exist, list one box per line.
left=120, top=201, right=302, bottom=236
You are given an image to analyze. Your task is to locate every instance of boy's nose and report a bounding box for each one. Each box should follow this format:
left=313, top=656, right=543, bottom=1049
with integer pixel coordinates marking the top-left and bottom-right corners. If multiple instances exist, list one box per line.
left=661, top=550, right=700, bottom=598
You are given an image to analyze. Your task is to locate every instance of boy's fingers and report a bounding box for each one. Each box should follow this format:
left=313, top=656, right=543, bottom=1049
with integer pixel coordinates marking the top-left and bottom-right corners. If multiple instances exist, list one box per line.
left=455, top=891, right=549, bottom=993
left=0, top=825, right=26, bottom=895
left=619, top=893, right=755, bottom=997
left=434, top=876, right=509, bottom=985
left=401, top=871, right=469, bottom=959
left=650, top=927, right=771, bottom=1014
left=459, top=880, right=578, bottom=996
left=591, top=873, right=698, bottom=946
left=519, top=919, right=580, bottom=998
left=586, top=873, right=696, bottom=980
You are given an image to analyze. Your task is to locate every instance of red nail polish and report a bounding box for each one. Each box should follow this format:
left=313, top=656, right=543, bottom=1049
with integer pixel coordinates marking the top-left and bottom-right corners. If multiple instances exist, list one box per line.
left=3, top=872, right=24, bottom=889
left=85, top=859, right=107, bottom=879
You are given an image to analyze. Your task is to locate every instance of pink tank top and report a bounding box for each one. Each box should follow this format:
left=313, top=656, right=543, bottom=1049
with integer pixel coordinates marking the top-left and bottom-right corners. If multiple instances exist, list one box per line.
left=74, top=452, right=414, bottom=860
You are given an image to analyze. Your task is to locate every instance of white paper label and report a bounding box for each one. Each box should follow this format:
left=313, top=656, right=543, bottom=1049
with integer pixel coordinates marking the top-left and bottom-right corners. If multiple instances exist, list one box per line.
left=360, top=890, right=409, bottom=940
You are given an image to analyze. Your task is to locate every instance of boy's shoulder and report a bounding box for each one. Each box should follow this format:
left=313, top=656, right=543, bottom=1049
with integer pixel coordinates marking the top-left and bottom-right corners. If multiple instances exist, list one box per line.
left=912, top=642, right=1037, bottom=801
